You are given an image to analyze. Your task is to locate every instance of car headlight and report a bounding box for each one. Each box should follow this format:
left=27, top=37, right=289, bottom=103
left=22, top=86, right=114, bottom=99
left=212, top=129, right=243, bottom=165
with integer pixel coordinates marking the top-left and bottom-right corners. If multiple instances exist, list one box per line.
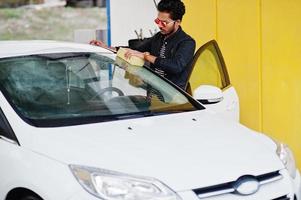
left=70, top=165, right=182, bottom=200
left=276, top=143, right=297, bottom=179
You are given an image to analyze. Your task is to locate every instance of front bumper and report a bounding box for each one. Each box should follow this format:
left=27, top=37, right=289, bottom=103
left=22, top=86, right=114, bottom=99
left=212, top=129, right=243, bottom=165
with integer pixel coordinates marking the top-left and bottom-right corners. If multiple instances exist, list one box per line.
left=68, top=169, right=301, bottom=200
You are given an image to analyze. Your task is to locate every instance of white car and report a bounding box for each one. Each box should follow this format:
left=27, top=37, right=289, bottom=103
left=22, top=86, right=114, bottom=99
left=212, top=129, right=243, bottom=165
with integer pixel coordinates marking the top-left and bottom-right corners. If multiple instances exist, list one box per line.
left=0, top=40, right=300, bottom=200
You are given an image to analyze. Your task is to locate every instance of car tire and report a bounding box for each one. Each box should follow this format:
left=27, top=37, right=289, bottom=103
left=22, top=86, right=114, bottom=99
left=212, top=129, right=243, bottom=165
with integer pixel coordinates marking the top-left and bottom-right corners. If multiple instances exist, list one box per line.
left=20, top=195, right=42, bottom=200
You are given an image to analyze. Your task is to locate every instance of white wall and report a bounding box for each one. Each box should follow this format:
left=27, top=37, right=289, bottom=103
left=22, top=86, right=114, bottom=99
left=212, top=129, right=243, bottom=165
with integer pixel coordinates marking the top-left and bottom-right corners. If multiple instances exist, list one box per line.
left=110, top=0, right=159, bottom=46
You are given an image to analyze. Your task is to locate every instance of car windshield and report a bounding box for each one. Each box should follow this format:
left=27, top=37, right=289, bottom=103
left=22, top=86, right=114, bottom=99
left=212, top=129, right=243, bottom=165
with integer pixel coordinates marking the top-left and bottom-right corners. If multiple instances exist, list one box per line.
left=0, top=52, right=203, bottom=127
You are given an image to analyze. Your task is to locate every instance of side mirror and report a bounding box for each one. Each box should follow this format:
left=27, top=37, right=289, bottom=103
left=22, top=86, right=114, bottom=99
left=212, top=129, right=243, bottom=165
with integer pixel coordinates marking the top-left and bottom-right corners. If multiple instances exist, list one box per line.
left=193, top=85, right=223, bottom=104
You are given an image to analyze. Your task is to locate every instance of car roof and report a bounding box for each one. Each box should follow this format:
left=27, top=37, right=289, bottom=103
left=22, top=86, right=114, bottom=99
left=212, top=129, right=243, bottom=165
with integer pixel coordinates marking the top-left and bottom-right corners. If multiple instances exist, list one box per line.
left=0, top=40, right=114, bottom=59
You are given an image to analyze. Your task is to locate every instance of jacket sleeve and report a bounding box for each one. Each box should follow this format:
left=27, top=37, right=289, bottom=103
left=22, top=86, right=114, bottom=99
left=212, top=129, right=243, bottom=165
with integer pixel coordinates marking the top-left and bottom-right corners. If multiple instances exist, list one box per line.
left=132, top=36, right=154, bottom=52
left=154, top=38, right=196, bottom=74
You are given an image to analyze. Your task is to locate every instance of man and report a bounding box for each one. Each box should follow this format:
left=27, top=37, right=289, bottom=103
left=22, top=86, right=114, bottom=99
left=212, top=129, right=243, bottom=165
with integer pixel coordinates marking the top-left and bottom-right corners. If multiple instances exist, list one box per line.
left=91, top=0, right=195, bottom=90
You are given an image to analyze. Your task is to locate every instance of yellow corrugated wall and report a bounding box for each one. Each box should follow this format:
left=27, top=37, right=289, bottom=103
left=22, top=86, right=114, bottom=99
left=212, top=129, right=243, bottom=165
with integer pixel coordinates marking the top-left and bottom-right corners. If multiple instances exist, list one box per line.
left=182, top=0, right=301, bottom=169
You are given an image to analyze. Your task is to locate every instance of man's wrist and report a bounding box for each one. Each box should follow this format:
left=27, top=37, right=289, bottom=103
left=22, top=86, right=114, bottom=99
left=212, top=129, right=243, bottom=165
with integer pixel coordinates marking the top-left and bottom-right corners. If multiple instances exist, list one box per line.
left=143, top=52, right=151, bottom=60
left=144, top=52, right=157, bottom=64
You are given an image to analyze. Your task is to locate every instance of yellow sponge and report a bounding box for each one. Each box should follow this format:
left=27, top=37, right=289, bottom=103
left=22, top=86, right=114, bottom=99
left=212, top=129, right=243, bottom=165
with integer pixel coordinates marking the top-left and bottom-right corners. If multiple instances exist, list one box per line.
left=116, top=48, right=145, bottom=67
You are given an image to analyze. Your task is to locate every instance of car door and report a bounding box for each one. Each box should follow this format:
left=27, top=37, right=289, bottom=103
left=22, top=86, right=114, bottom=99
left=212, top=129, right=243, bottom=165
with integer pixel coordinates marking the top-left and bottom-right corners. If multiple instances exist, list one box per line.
left=0, top=107, right=19, bottom=198
left=187, top=40, right=239, bottom=122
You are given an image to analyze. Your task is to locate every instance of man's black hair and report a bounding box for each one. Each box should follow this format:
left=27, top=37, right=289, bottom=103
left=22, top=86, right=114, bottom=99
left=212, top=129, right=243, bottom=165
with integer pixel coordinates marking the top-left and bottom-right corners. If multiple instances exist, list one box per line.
left=157, top=0, right=186, bottom=21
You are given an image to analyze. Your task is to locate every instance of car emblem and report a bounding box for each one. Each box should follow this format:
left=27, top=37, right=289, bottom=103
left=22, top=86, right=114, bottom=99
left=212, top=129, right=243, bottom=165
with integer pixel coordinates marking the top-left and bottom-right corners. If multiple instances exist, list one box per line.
left=233, top=176, right=260, bottom=196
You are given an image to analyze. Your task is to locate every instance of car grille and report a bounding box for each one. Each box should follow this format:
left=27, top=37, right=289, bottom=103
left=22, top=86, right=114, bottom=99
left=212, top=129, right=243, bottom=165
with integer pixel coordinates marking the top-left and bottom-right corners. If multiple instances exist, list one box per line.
left=193, top=171, right=284, bottom=199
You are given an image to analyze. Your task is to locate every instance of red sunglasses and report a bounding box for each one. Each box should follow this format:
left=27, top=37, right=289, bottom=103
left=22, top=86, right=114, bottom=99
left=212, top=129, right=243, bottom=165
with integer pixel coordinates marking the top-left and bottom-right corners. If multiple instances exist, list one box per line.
left=154, top=18, right=174, bottom=27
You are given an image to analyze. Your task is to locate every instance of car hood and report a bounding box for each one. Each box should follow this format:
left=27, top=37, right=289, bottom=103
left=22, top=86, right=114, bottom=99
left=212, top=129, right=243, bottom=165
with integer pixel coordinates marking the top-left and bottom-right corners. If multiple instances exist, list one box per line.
left=17, top=111, right=284, bottom=191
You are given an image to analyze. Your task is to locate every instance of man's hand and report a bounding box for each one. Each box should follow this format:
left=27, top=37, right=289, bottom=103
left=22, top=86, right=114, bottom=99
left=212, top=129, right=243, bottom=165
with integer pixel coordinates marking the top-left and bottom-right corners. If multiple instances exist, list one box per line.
left=124, top=48, right=145, bottom=59
left=90, top=40, right=117, bottom=52
left=89, top=40, right=107, bottom=48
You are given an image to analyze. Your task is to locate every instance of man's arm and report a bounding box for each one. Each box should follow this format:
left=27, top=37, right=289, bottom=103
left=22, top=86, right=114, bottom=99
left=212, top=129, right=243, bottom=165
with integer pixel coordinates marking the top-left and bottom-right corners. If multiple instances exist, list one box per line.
left=126, top=38, right=195, bottom=70
left=90, top=35, right=154, bottom=54
left=131, top=36, right=154, bottom=52
left=153, top=39, right=196, bottom=74
left=90, top=40, right=117, bottom=53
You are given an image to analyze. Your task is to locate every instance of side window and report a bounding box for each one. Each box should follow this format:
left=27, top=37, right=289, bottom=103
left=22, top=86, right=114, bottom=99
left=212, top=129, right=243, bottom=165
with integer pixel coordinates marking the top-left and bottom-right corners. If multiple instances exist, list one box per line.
left=189, top=40, right=230, bottom=91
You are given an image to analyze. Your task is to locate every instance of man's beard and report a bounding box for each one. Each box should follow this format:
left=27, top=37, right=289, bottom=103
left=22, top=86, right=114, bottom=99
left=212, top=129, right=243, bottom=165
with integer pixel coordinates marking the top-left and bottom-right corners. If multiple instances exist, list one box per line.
left=160, top=22, right=176, bottom=36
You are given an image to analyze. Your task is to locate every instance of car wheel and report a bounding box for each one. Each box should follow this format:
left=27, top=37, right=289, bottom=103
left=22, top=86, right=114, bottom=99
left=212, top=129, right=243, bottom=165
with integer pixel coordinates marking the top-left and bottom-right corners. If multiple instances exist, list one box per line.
left=20, top=195, right=42, bottom=200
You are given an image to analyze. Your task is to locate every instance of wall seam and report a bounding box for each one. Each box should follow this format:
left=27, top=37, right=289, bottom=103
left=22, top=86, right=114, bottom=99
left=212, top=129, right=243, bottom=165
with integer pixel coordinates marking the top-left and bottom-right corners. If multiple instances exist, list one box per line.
left=258, top=0, right=263, bottom=132
left=215, top=0, right=218, bottom=40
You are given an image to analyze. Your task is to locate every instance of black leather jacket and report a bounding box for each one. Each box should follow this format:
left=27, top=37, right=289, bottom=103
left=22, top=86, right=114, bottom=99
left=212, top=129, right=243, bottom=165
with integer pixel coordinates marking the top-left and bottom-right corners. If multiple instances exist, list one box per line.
left=134, top=27, right=196, bottom=89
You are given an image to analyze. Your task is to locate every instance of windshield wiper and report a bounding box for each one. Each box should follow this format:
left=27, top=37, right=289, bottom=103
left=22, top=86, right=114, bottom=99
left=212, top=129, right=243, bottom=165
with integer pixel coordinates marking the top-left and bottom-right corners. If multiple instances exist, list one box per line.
left=111, top=110, right=181, bottom=120
left=112, top=111, right=155, bottom=120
